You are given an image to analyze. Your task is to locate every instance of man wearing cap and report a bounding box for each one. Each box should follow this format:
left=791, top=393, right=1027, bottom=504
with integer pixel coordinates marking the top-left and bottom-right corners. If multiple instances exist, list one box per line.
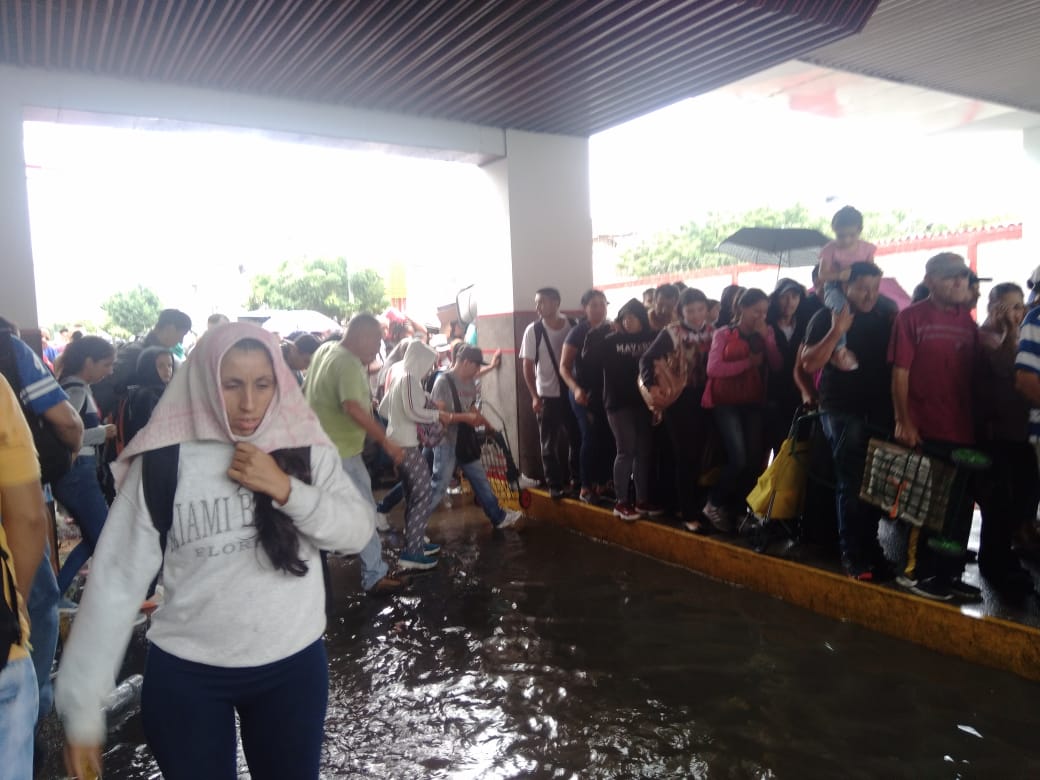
left=888, top=252, right=981, bottom=601
left=429, top=346, right=523, bottom=529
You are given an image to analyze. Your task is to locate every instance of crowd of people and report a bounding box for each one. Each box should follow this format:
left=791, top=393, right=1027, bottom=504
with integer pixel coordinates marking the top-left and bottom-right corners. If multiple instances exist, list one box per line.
left=0, top=304, right=518, bottom=777
left=3, top=204, right=1040, bottom=777
left=523, top=206, right=1040, bottom=606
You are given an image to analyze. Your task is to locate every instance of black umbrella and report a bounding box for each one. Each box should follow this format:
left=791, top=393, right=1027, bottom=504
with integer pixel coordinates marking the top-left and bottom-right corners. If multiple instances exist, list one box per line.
left=717, top=227, right=830, bottom=267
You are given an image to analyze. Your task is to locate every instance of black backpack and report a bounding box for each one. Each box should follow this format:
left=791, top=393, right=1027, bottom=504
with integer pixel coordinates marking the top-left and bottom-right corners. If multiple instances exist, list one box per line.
left=0, top=329, right=73, bottom=485
left=0, top=544, right=22, bottom=674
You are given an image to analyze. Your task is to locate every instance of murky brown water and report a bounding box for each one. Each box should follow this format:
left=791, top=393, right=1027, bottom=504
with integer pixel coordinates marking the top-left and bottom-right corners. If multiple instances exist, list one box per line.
left=48, top=514, right=1040, bottom=779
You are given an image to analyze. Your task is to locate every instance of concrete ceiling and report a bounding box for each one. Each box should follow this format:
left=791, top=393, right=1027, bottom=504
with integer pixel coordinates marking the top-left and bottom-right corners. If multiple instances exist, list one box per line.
left=0, top=0, right=879, bottom=136
left=803, top=0, right=1040, bottom=120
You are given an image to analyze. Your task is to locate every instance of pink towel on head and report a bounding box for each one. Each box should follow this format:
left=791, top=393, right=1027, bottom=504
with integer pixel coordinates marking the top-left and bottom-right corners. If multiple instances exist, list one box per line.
left=113, top=322, right=333, bottom=487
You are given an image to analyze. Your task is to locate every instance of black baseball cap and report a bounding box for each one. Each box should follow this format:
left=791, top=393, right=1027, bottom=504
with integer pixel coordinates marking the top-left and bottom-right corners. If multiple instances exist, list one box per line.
left=457, top=345, right=488, bottom=365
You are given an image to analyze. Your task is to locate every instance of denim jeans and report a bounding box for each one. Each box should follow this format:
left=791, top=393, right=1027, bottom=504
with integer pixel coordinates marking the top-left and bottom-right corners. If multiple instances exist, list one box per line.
left=52, top=454, right=110, bottom=594
left=0, top=656, right=39, bottom=779
left=28, top=543, right=59, bottom=722
left=824, top=283, right=849, bottom=351
left=606, top=406, right=652, bottom=505
left=711, top=405, right=765, bottom=509
left=340, top=455, right=389, bottom=590
left=430, top=440, right=507, bottom=525
left=569, top=390, right=612, bottom=490
left=821, top=413, right=883, bottom=568
left=143, top=640, right=327, bottom=780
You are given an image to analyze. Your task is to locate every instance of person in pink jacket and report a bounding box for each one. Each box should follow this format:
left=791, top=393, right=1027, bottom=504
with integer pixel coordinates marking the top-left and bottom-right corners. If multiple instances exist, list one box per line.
left=701, top=288, right=782, bottom=531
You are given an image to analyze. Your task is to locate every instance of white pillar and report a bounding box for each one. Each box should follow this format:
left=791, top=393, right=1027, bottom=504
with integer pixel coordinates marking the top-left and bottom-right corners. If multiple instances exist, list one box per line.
left=0, top=94, right=38, bottom=327
left=1024, top=127, right=1040, bottom=269
left=476, top=130, right=593, bottom=479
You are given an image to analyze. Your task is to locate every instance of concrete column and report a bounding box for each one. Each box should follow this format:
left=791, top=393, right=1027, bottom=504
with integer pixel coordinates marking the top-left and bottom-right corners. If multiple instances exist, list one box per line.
left=476, top=130, right=593, bottom=480
left=0, top=92, right=38, bottom=327
left=1024, top=127, right=1040, bottom=272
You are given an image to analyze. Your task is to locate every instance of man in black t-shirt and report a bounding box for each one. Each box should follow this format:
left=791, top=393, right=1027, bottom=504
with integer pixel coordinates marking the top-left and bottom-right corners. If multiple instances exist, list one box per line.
left=801, top=262, right=895, bottom=581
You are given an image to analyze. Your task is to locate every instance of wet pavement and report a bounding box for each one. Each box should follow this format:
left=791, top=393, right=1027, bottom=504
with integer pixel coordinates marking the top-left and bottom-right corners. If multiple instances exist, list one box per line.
left=41, top=505, right=1040, bottom=779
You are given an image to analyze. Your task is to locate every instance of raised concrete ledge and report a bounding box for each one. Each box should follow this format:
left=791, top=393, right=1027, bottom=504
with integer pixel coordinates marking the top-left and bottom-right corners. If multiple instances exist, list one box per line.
left=529, top=492, right=1040, bottom=683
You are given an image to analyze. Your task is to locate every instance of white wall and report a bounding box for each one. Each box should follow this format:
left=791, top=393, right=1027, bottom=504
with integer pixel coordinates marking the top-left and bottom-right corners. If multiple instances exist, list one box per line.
left=0, top=96, right=36, bottom=326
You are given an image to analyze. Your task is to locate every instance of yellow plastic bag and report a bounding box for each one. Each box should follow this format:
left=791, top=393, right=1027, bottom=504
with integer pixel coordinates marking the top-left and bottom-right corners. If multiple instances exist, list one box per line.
left=746, top=436, right=810, bottom=521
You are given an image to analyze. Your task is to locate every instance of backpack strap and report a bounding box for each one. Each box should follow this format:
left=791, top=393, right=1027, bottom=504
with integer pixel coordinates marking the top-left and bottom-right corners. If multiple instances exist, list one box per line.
left=143, top=444, right=180, bottom=552
left=443, top=374, right=464, bottom=413
left=534, top=321, right=565, bottom=384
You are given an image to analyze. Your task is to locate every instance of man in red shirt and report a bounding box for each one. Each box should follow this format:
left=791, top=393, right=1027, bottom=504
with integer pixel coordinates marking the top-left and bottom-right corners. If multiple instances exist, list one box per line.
left=888, top=252, right=981, bottom=602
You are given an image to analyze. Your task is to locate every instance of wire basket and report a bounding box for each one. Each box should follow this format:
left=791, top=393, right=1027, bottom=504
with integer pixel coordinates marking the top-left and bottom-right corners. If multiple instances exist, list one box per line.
left=858, top=438, right=957, bottom=532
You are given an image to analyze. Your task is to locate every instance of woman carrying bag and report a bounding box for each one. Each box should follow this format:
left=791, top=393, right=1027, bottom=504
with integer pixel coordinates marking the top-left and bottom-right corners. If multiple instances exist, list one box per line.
left=701, top=289, right=782, bottom=532
left=640, top=288, right=715, bottom=532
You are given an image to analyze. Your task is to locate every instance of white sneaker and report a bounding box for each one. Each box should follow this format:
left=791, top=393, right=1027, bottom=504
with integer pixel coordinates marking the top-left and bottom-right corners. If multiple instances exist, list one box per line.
left=375, top=512, right=390, bottom=532
left=497, top=510, right=523, bottom=529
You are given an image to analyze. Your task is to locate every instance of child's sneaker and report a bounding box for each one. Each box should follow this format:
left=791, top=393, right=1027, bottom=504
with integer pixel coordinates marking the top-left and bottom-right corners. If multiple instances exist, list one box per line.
left=830, top=346, right=859, bottom=372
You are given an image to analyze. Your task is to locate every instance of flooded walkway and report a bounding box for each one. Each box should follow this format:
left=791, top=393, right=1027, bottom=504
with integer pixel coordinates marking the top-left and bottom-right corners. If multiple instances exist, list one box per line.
left=45, top=507, right=1040, bottom=778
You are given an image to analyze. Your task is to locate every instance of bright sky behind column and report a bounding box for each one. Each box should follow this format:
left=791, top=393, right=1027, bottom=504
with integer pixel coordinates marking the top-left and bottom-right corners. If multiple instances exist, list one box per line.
left=23, top=80, right=1029, bottom=327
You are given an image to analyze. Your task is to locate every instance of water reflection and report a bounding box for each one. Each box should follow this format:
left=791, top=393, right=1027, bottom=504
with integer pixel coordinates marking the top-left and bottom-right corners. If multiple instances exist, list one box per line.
left=84, top=516, right=1040, bottom=779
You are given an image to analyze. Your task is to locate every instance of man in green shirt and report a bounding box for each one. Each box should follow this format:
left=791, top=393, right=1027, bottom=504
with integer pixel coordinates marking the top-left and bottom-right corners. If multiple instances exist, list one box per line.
left=306, top=315, right=404, bottom=594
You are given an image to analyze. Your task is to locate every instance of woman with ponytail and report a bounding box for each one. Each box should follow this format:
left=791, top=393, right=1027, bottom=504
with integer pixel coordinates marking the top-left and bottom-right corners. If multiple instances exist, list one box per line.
left=54, top=336, right=117, bottom=594
left=55, top=323, right=375, bottom=780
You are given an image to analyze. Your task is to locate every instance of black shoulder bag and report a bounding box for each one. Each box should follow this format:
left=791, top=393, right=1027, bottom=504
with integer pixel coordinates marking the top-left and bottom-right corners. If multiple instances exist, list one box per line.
left=444, top=375, right=482, bottom=464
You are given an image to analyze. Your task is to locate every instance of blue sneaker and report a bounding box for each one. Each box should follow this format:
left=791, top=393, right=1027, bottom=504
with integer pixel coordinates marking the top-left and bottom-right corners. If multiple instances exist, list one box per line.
left=424, top=541, right=441, bottom=556
left=398, top=553, right=438, bottom=571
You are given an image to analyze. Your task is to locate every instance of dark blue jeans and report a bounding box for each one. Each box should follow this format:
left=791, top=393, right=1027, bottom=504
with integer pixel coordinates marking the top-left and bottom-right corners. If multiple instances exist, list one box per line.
left=143, top=639, right=328, bottom=780
left=711, top=405, right=765, bottom=510
left=28, top=542, right=59, bottom=722
left=821, top=413, right=884, bottom=569
left=569, top=390, right=612, bottom=490
left=52, top=455, right=109, bottom=594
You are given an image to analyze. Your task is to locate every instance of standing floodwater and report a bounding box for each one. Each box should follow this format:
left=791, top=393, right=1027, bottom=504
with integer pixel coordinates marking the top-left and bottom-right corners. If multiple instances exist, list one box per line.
left=79, top=513, right=1039, bottom=778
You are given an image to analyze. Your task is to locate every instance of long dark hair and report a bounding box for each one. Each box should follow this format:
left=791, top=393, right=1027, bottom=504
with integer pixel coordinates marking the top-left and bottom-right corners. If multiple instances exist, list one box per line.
left=734, top=288, right=769, bottom=323
left=58, top=336, right=115, bottom=380
left=224, top=338, right=311, bottom=577
left=717, top=285, right=746, bottom=327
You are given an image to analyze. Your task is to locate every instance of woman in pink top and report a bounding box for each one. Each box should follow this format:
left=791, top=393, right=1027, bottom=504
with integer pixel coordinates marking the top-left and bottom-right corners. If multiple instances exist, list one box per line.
left=701, top=289, right=782, bottom=531
left=818, top=206, right=876, bottom=371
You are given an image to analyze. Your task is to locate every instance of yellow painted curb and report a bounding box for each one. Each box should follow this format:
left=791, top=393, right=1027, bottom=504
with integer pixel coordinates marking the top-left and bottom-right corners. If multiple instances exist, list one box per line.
left=530, top=492, right=1040, bottom=682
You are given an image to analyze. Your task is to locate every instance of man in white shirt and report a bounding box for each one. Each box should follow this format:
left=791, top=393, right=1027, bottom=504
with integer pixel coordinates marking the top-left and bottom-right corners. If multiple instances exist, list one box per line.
left=519, top=287, right=581, bottom=499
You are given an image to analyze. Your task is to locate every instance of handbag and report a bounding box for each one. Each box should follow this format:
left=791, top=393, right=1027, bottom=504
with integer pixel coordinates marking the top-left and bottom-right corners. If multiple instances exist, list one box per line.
left=417, top=397, right=446, bottom=447
left=444, top=374, right=482, bottom=463
left=708, top=329, right=765, bottom=407
left=638, top=325, right=688, bottom=424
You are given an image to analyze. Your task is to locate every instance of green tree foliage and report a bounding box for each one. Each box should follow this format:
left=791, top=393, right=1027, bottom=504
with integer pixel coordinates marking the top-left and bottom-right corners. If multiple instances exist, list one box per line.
left=344, top=268, right=389, bottom=317
left=618, top=204, right=1007, bottom=277
left=101, top=286, right=162, bottom=340
left=248, top=257, right=351, bottom=320
left=247, top=257, right=390, bottom=321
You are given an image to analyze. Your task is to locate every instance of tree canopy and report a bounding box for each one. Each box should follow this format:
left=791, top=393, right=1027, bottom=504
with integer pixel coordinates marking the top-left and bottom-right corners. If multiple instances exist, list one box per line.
left=247, top=257, right=389, bottom=320
left=101, top=285, right=162, bottom=339
left=617, top=204, right=1009, bottom=277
